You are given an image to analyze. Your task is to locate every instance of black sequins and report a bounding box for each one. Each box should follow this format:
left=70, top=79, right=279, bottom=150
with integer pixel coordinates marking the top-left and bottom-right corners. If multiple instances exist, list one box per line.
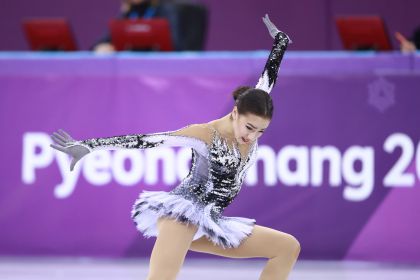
left=256, top=31, right=290, bottom=93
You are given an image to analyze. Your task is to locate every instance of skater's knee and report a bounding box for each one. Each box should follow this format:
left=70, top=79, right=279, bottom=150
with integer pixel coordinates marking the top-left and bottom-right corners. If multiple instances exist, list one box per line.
left=291, top=235, right=301, bottom=258
left=273, top=233, right=301, bottom=259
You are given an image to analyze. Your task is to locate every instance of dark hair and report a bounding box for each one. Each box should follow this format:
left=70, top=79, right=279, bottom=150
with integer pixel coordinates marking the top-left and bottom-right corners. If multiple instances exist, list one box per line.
left=232, top=86, right=273, bottom=119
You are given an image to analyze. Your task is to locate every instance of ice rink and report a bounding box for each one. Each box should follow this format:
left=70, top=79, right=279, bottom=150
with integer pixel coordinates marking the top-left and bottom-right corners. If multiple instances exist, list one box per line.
left=1, top=257, right=419, bottom=280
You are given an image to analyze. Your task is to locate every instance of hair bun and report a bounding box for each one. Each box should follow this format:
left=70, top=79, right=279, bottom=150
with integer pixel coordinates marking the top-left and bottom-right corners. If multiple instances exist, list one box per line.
left=232, top=86, right=253, bottom=101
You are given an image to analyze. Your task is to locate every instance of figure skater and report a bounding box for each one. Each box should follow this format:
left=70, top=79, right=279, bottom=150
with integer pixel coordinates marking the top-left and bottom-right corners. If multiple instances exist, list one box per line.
left=50, top=14, right=299, bottom=280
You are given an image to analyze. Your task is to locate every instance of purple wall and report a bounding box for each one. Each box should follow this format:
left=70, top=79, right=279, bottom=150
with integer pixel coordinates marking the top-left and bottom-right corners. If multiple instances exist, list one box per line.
left=0, top=0, right=419, bottom=51
left=1, top=52, right=420, bottom=263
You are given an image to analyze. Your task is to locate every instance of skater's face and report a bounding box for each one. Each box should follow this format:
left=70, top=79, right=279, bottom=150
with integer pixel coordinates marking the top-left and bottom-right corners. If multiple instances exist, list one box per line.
left=231, top=107, right=270, bottom=145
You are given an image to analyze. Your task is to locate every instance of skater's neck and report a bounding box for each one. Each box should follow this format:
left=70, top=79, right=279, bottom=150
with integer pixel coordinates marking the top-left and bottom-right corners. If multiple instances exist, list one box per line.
left=210, top=114, right=236, bottom=142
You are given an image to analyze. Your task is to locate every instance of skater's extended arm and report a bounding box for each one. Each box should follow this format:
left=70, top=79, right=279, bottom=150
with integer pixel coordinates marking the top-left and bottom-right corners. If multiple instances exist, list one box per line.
left=256, top=14, right=291, bottom=93
left=77, top=125, right=209, bottom=153
left=50, top=124, right=211, bottom=171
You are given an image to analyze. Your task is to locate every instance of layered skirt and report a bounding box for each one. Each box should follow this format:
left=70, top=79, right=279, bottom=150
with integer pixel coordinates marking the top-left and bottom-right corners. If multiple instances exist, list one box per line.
left=131, top=190, right=256, bottom=248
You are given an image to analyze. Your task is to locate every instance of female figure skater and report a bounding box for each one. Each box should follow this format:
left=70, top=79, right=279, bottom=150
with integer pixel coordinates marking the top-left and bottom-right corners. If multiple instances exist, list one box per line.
left=51, top=15, right=299, bottom=280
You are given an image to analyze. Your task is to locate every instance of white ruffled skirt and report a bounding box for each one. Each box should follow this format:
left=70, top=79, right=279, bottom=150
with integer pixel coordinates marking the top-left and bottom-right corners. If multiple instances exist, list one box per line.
left=131, top=191, right=256, bottom=248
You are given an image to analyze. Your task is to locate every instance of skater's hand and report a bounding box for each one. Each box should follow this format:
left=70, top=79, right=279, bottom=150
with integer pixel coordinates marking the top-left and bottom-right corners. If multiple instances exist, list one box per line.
left=50, top=129, right=90, bottom=171
left=262, top=14, right=280, bottom=39
left=262, top=14, right=292, bottom=44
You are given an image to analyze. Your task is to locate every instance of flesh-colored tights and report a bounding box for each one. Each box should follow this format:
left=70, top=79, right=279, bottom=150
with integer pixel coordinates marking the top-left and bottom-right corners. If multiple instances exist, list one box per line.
left=146, top=217, right=300, bottom=280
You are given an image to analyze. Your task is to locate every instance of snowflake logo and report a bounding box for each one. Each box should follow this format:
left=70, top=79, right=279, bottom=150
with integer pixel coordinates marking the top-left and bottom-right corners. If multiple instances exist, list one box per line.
left=367, top=77, right=395, bottom=113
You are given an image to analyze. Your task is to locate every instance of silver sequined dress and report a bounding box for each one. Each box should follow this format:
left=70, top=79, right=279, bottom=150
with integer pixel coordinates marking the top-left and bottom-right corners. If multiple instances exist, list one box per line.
left=76, top=32, right=289, bottom=248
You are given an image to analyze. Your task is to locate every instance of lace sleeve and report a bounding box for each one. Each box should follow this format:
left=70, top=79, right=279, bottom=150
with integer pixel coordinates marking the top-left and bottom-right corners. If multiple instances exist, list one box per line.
left=255, top=31, right=290, bottom=94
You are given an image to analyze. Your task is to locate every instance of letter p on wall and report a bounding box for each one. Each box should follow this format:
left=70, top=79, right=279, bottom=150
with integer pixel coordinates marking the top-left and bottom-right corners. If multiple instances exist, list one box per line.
left=22, top=132, right=54, bottom=184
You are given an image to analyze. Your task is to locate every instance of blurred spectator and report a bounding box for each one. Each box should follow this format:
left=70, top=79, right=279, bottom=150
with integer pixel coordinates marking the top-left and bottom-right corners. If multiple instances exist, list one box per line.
left=93, top=0, right=208, bottom=53
left=395, top=26, right=420, bottom=53
left=93, top=0, right=161, bottom=53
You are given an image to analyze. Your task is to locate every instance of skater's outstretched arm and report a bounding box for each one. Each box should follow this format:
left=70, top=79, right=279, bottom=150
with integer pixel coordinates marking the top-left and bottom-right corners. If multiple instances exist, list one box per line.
left=256, top=14, right=291, bottom=94
left=50, top=124, right=211, bottom=171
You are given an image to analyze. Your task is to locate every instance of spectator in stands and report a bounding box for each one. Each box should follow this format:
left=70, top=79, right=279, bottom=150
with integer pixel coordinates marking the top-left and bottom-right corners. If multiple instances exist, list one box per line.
left=93, top=0, right=207, bottom=53
left=93, top=0, right=161, bottom=53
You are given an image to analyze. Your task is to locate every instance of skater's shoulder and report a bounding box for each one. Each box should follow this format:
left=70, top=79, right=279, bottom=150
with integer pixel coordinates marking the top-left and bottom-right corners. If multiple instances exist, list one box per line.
left=172, top=123, right=213, bottom=145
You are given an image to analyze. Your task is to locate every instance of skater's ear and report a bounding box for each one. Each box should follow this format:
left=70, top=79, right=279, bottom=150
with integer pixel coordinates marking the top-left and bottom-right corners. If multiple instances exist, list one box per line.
left=232, top=106, right=239, bottom=121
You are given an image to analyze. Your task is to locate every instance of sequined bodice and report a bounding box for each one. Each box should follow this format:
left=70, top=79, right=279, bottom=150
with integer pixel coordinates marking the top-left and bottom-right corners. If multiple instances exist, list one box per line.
left=170, top=130, right=258, bottom=215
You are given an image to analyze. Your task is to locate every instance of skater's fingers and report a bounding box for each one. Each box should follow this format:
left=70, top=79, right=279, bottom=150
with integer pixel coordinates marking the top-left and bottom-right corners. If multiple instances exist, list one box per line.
left=263, top=19, right=275, bottom=34
left=264, top=15, right=277, bottom=30
left=264, top=21, right=275, bottom=32
left=262, top=15, right=270, bottom=24
left=51, top=135, right=67, bottom=147
left=52, top=132, right=67, bottom=143
left=264, top=14, right=273, bottom=25
left=263, top=17, right=271, bottom=27
left=58, top=129, right=74, bottom=141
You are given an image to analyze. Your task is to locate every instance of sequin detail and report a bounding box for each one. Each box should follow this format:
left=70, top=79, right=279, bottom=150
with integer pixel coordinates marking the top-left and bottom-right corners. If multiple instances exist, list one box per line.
left=80, top=134, right=162, bottom=150
left=130, top=128, right=258, bottom=248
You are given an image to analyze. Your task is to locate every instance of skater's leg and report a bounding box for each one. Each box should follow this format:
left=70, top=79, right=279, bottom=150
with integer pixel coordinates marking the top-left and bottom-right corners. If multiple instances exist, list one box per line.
left=190, top=225, right=300, bottom=280
left=147, top=217, right=198, bottom=280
